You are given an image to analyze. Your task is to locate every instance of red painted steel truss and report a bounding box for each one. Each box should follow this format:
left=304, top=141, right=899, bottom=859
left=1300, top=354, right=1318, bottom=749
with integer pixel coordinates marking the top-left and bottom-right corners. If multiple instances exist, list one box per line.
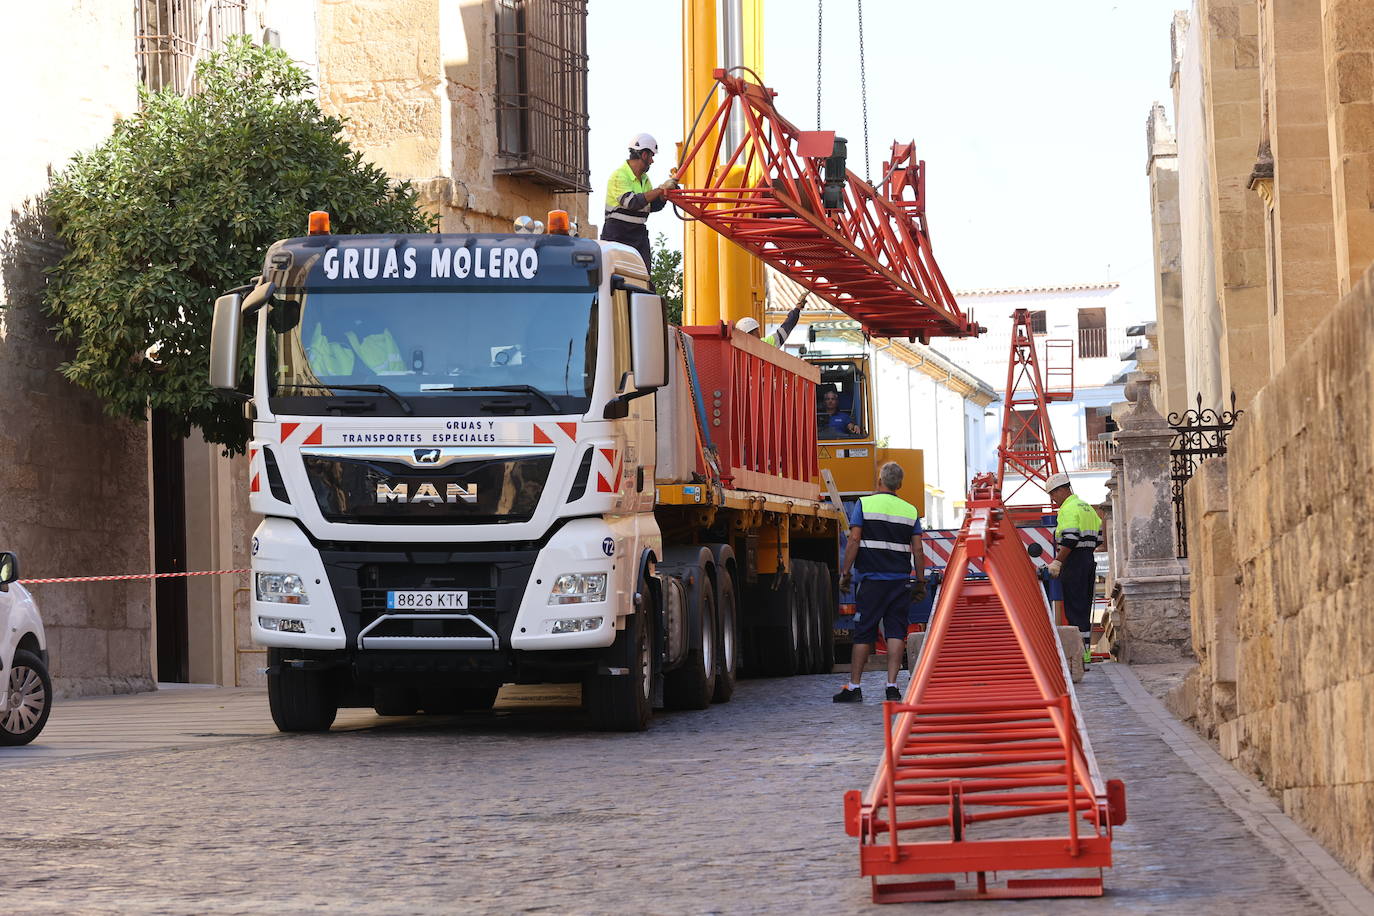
left=997, top=308, right=1073, bottom=509
left=844, top=475, right=1125, bottom=903
left=669, top=71, right=982, bottom=341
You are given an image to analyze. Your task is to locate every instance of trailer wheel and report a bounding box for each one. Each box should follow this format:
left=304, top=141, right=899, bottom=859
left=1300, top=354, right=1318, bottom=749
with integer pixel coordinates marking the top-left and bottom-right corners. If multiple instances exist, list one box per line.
left=818, top=566, right=839, bottom=672
left=802, top=562, right=832, bottom=675
left=664, top=565, right=717, bottom=710
left=584, top=601, right=654, bottom=732
left=711, top=564, right=739, bottom=703
left=267, top=648, right=340, bottom=733
left=796, top=562, right=818, bottom=675
left=759, top=571, right=803, bottom=677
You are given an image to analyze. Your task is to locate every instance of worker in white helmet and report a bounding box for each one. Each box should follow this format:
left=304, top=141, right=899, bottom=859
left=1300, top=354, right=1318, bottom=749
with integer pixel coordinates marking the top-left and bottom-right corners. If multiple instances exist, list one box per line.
left=735, top=290, right=808, bottom=347
left=602, top=133, right=678, bottom=288
left=1044, top=471, right=1102, bottom=664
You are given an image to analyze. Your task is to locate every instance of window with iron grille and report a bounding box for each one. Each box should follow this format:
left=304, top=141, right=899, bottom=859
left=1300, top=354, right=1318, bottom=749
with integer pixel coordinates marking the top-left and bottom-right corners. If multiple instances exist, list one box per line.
left=135, top=0, right=248, bottom=96
left=494, top=0, right=591, bottom=193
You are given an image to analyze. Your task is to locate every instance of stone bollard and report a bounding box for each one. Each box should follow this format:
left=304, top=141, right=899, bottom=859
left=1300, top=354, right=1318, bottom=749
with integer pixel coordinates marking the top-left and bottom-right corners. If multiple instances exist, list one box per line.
left=906, top=631, right=925, bottom=671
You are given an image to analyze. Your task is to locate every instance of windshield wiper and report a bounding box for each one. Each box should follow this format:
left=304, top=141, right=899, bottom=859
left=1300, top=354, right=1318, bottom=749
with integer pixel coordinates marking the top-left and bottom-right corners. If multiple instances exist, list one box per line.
left=277, top=383, right=413, bottom=415
left=419, top=384, right=562, bottom=414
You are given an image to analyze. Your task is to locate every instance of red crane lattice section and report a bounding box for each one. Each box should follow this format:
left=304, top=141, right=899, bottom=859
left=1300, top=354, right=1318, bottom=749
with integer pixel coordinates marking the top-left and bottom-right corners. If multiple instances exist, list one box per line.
left=844, top=475, right=1125, bottom=903
left=668, top=71, right=982, bottom=341
left=997, top=308, right=1073, bottom=512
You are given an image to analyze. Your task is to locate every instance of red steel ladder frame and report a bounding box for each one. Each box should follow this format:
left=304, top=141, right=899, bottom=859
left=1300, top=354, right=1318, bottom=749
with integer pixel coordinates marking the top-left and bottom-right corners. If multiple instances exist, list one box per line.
left=997, top=308, right=1074, bottom=514
left=668, top=71, right=983, bottom=342
left=844, top=474, right=1126, bottom=903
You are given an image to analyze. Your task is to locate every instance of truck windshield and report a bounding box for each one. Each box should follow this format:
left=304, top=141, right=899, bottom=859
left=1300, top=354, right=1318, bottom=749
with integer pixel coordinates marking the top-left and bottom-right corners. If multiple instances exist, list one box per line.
left=269, top=289, right=597, bottom=411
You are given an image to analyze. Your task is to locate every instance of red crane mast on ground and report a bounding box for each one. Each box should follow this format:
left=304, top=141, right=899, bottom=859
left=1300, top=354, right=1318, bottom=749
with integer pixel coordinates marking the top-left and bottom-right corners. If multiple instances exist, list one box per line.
left=996, top=308, right=1074, bottom=516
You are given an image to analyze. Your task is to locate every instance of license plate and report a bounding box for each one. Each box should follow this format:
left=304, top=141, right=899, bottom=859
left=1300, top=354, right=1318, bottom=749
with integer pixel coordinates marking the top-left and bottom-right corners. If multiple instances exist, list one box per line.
left=386, top=590, right=468, bottom=610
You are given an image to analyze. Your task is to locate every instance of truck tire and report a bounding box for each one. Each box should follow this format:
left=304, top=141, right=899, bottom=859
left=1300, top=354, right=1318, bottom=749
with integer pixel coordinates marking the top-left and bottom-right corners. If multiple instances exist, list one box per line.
left=267, top=648, right=339, bottom=733
left=0, top=648, right=52, bottom=746
left=759, top=571, right=803, bottom=677
left=664, top=565, right=717, bottom=710
left=796, top=562, right=818, bottom=675
left=818, top=566, right=839, bottom=672
left=584, top=604, right=654, bottom=732
left=711, top=564, right=739, bottom=703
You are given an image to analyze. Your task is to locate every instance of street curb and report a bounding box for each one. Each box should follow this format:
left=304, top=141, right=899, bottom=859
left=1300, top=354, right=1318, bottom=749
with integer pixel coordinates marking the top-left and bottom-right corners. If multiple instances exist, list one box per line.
left=1104, top=662, right=1374, bottom=916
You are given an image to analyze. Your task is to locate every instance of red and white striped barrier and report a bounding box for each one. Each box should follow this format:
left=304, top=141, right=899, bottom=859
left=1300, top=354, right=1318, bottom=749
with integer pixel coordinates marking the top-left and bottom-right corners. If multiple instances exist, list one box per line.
left=18, top=569, right=250, bottom=585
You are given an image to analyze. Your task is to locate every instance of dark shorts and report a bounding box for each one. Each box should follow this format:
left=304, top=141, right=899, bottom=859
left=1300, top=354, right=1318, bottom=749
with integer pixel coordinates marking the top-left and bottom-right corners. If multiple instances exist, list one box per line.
left=852, top=577, right=912, bottom=645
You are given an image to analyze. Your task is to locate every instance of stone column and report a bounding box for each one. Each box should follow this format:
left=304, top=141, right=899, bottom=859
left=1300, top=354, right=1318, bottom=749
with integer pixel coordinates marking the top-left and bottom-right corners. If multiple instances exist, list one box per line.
left=1146, top=103, right=1188, bottom=420
left=1257, top=0, right=1340, bottom=374
left=1113, top=372, right=1192, bottom=662
left=1200, top=0, right=1272, bottom=408
left=1321, top=0, right=1374, bottom=292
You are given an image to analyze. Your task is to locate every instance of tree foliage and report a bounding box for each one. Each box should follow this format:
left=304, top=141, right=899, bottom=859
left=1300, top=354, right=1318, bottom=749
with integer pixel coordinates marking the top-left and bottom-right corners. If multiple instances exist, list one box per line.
left=650, top=233, right=684, bottom=326
left=44, top=37, right=432, bottom=452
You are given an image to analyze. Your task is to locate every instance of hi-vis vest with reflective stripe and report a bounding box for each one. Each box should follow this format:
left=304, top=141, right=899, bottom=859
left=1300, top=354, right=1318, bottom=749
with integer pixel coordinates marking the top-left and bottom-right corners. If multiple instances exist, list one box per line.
left=604, top=162, right=653, bottom=227
left=1055, top=494, right=1102, bottom=550
left=855, top=492, right=920, bottom=576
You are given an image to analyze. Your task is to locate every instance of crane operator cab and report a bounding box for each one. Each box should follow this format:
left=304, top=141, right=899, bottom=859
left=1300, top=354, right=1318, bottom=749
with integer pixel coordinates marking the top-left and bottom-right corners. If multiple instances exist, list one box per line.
left=808, top=356, right=923, bottom=506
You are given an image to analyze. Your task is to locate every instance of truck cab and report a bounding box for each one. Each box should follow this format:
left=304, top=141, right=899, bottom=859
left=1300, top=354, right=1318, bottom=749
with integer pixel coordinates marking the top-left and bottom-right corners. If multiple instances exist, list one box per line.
left=211, top=218, right=672, bottom=732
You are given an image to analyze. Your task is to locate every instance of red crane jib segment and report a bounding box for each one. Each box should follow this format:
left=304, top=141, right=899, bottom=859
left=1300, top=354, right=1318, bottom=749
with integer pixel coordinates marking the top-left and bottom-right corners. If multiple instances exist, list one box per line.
left=669, top=72, right=982, bottom=341
left=844, top=474, right=1125, bottom=903
left=997, top=308, right=1073, bottom=513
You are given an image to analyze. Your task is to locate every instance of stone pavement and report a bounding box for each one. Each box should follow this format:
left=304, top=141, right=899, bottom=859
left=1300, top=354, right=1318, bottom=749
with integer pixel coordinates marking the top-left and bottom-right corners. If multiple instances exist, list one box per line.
left=0, top=664, right=1370, bottom=914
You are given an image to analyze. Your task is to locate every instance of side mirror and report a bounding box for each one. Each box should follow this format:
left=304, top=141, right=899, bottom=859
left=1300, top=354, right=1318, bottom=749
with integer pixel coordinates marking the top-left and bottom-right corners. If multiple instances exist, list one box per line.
left=629, top=292, right=667, bottom=390
left=209, top=292, right=244, bottom=390
left=0, top=551, right=18, bottom=586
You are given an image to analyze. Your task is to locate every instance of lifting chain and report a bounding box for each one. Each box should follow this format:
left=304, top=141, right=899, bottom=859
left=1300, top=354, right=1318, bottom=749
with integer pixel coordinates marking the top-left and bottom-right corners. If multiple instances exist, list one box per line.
left=857, top=0, right=870, bottom=182
left=816, top=0, right=824, bottom=130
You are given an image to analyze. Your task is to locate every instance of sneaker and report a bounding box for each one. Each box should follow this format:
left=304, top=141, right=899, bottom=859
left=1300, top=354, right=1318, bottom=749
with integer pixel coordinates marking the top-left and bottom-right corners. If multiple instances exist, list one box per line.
left=832, top=687, right=862, bottom=703
left=885, top=686, right=902, bottom=702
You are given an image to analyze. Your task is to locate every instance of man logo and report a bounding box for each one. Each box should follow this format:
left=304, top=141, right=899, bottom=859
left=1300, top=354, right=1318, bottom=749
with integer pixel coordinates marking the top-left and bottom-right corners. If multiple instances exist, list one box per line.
left=413, top=448, right=442, bottom=464
left=376, top=482, right=477, bottom=504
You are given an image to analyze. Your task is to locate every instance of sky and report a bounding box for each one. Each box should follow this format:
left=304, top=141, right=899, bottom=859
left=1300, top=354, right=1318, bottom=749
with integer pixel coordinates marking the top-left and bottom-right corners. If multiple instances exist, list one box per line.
left=585, top=0, right=1189, bottom=325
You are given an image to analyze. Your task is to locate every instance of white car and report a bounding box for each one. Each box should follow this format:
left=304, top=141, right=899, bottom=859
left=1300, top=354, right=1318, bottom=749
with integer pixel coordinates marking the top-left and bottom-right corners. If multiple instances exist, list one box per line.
left=0, top=552, right=51, bottom=745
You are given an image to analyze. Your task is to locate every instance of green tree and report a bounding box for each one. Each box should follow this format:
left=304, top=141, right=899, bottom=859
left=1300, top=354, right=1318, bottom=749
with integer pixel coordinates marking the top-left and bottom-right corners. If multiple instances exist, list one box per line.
left=650, top=233, right=684, bottom=325
left=44, top=37, right=432, bottom=452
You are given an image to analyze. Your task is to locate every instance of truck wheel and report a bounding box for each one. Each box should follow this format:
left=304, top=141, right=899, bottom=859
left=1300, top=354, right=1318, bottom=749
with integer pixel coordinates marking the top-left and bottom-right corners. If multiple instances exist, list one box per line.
left=805, top=563, right=833, bottom=674
left=711, top=565, right=739, bottom=703
left=0, top=649, right=52, bottom=746
left=759, top=571, right=803, bottom=677
left=374, top=687, right=420, bottom=716
left=585, top=604, right=654, bottom=732
left=818, top=566, right=839, bottom=672
left=796, top=563, right=818, bottom=675
left=267, top=648, right=339, bottom=733
left=664, top=568, right=717, bottom=710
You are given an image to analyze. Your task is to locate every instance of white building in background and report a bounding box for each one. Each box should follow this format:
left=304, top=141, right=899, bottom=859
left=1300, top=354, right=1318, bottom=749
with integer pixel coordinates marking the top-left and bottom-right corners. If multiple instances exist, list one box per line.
left=936, top=283, right=1151, bottom=505
left=765, top=274, right=1001, bottom=531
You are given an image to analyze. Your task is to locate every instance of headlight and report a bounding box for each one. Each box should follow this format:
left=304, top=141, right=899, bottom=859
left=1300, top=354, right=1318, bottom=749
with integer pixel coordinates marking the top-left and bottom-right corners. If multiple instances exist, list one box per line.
left=548, top=572, right=607, bottom=605
left=256, top=572, right=309, bottom=605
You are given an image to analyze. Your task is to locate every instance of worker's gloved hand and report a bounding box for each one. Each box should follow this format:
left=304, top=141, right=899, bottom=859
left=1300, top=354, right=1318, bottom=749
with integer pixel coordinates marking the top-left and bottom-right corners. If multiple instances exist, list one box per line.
left=838, top=571, right=852, bottom=591
left=657, top=177, right=680, bottom=191
left=910, top=579, right=927, bottom=602
left=1047, top=559, right=1063, bottom=578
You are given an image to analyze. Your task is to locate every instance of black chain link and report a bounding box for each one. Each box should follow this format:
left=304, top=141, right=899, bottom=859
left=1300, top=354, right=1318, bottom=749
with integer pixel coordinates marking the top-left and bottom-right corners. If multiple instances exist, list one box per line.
left=857, top=0, right=870, bottom=182
left=816, top=0, right=824, bottom=130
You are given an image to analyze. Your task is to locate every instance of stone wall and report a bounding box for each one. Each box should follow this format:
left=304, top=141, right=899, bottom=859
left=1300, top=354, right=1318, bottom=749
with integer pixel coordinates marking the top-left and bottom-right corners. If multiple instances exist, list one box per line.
left=1187, top=263, right=1374, bottom=886
left=318, top=0, right=589, bottom=233
left=0, top=2, right=155, bottom=698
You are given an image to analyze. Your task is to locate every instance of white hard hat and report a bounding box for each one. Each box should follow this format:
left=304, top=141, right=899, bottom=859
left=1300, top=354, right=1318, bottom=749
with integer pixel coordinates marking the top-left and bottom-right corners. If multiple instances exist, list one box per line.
left=629, top=133, right=658, bottom=154
left=1045, top=472, right=1072, bottom=493
left=736, top=316, right=760, bottom=334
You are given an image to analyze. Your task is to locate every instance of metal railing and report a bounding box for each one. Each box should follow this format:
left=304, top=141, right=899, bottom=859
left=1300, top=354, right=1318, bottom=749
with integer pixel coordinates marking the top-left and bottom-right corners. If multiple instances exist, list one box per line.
left=1169, top=392, right=1242, bottom=557
left=1078, top=326, right=1108, bottom=359
left=1073, top=439, right=1115, bottom=471
left=495, top=0, right=591, bottom=192
left=135, top=0, right=247, bottom=96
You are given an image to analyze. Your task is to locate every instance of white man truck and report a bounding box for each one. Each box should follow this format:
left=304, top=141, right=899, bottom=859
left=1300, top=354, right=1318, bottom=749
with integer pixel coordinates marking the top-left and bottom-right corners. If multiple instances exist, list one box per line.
left=210, top=214, right=843, bottom=732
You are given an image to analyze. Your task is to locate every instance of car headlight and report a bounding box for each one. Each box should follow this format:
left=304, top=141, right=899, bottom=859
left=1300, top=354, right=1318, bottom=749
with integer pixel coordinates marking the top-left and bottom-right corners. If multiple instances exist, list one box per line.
left=548, top=572, right=607, bottom=605
left=256, top=572, right=309, bottom=605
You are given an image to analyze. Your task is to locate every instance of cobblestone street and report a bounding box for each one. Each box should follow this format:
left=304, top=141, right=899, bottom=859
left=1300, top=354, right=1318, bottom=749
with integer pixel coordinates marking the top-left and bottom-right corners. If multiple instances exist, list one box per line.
left=1, top=664, right=1370, bottom=915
